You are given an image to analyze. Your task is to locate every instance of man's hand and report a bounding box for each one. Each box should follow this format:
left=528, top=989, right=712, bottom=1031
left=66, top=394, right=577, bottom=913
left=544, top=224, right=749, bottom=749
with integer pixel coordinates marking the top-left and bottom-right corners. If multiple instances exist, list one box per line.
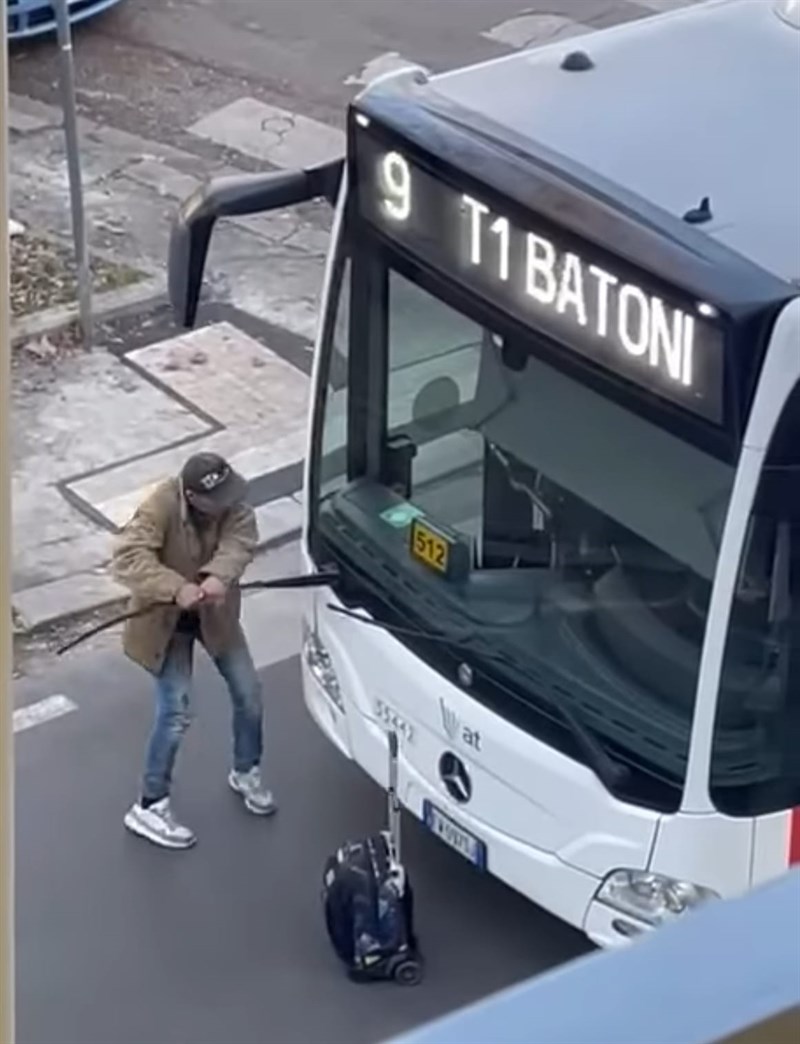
left=176, top=582, right=204, bottom=610
left=200, top=575, right=227, bottom=605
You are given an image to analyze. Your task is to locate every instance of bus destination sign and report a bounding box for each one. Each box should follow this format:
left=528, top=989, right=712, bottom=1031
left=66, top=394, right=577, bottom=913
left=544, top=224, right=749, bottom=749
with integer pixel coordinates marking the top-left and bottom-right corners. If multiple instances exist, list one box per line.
left=355, top=130, right=725, bottom=424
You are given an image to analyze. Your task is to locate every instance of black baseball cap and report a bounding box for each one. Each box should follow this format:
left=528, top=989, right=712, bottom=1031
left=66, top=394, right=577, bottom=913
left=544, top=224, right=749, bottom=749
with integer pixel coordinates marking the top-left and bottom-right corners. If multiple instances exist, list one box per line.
left=180, top=452, right=247, bottom=512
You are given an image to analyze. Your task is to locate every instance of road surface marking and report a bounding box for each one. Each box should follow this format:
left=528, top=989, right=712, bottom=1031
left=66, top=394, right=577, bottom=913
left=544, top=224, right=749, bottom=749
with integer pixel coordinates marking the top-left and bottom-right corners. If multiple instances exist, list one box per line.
left=482, top=14, right=589, bottom=49
left=344, top=52, right=419, bottom=87
left=13, top=695, right=78, bottom=735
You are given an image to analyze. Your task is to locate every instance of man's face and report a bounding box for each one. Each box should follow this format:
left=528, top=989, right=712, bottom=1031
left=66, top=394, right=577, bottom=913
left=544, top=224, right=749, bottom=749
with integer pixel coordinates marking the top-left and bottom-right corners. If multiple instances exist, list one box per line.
left=185, top=489, right=228, bottom=519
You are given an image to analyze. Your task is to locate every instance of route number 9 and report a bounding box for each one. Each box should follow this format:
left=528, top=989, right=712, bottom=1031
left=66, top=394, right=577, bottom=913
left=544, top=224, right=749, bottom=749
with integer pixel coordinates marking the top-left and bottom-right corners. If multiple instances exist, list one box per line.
left=380, top=151, right=411, bottom=221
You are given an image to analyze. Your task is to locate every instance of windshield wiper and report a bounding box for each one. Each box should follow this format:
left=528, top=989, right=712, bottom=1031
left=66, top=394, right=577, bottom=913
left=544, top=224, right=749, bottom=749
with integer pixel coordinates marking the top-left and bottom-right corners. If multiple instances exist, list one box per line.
left=328, top=603, right=630, bottom=792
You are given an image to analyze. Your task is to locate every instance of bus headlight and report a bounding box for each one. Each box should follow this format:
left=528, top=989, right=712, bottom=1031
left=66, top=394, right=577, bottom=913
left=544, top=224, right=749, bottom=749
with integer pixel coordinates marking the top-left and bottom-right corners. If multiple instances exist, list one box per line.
left=596, top=869, right=718, bottom=927
left=302, top=621, right=345, bottom=713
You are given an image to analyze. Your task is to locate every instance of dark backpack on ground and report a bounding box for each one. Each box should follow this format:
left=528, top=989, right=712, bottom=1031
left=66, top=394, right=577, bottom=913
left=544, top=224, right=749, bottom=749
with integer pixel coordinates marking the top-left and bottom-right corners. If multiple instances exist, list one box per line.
left=321, top=732, right=423, bottom=985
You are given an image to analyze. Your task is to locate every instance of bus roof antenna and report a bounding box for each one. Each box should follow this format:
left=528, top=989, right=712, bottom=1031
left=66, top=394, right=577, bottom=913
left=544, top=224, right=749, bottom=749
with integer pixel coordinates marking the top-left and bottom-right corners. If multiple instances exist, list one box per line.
left=561, top=50, right=594, bottom=71
left=683, top=196, right=713, bottom=225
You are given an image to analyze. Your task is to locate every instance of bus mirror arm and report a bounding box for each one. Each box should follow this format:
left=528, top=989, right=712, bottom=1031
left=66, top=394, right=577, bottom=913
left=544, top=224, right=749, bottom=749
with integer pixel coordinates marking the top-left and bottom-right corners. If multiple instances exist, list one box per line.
left=168, top=158, right=344, bottom=328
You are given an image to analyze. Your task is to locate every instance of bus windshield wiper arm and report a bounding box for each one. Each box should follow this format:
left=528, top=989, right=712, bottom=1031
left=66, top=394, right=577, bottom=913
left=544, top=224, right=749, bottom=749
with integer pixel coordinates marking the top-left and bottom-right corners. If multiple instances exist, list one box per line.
left=327, top=603, right=629, bottom=791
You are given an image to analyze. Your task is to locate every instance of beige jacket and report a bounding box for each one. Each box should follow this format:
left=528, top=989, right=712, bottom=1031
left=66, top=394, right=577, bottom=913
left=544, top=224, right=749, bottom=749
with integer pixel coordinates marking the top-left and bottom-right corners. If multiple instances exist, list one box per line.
left=111, top=477, right=258, bottom=674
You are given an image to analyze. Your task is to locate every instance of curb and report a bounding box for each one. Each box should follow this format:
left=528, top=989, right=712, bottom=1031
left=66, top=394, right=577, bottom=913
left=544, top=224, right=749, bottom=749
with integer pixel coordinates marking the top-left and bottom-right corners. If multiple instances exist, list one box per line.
left=12, top=511, right=302, bottom=640
left=10, top=277, right=167, bottom=347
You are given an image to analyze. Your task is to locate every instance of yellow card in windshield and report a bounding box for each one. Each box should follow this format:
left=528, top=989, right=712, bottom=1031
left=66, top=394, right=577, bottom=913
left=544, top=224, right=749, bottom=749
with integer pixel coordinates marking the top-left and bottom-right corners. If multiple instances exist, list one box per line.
left=410, top=518, right=450, bottom=574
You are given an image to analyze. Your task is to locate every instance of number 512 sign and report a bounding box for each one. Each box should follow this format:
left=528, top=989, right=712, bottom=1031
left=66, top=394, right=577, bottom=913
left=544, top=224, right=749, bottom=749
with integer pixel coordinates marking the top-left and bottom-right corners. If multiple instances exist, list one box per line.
left=409, top=516, right=471, bottom=582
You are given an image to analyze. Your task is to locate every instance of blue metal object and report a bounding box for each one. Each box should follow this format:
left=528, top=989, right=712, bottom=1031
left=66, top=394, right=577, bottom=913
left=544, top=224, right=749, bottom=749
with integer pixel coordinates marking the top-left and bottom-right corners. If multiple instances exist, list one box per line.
left=384, top=869, right=800, bottom=1044
left=6, top=0, right=125, bottom=41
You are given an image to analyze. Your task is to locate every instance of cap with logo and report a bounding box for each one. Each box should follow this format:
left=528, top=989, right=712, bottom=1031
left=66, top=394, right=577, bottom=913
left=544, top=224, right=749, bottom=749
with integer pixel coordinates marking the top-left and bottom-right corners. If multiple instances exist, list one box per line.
left=180, top=452, right=247, bottom=513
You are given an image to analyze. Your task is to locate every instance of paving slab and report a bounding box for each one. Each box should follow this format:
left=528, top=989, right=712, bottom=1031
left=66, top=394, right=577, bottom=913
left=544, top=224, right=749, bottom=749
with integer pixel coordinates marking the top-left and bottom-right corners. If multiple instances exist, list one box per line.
left=188, top=97, right=345, bottom=170
left=129, top=321, right=309, bottom=435
left=62, top=322, right=310, bottom=531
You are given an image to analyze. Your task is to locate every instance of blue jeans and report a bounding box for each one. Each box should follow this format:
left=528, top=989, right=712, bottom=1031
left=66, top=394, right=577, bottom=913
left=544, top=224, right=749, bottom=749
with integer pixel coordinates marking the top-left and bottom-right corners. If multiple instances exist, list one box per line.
left=141, top=631, right=263, bottom=803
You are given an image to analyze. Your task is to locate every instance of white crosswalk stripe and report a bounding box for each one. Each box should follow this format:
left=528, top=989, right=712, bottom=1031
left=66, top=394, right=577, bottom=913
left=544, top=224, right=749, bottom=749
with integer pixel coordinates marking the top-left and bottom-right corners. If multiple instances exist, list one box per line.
left=14, top=695, right=78, bottom=735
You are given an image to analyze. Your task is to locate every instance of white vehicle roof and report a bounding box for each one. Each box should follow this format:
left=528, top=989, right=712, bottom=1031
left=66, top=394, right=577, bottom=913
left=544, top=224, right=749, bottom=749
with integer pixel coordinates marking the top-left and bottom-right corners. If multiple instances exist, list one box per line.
left=423, top=0, right=800, bottom=287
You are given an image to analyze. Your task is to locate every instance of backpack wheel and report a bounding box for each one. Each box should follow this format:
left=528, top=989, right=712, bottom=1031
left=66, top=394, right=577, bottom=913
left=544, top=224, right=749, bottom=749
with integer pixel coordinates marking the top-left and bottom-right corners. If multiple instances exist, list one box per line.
left=391, top=957, right=424, bottom=986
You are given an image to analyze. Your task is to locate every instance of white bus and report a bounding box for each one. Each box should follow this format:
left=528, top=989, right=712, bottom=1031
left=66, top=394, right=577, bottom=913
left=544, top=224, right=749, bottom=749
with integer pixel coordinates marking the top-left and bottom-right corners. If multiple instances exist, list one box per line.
left=167, top=0, right=800, bottom=946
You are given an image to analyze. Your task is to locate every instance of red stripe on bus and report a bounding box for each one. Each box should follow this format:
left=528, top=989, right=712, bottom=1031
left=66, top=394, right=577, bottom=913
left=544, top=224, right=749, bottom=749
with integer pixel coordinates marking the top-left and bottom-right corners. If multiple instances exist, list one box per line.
left=790, top=808, right=800, bottom=866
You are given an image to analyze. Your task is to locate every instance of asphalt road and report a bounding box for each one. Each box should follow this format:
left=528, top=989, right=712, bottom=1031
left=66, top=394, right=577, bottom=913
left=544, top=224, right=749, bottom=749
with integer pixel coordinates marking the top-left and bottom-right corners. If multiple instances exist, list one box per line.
left=14, top=619, right=589, bottom=1044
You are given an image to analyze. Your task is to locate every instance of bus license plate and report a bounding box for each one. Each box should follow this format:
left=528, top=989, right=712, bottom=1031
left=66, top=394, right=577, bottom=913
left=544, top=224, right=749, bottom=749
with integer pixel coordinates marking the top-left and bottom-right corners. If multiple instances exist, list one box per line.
left=422, top=800, right=487, bottom=870
left=410, top=518, right=450, bottom=574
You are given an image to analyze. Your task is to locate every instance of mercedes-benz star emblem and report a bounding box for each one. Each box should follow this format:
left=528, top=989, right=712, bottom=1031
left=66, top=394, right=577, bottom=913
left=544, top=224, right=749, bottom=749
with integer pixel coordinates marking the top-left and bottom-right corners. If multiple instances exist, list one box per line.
left=439, top=751, right=472, bottom=804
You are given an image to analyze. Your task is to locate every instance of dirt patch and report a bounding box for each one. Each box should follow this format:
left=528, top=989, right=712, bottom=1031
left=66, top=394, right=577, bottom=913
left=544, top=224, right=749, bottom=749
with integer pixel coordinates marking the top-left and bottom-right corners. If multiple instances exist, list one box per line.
left=10, top=320, right=90, bottom=393
left=10, top=229, right=145, bottom=319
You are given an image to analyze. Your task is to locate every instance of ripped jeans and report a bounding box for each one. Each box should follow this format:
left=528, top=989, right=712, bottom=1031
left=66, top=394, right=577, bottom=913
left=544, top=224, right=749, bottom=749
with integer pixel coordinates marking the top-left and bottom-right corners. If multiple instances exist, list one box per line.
left=141, top=630, right=263, bottom=803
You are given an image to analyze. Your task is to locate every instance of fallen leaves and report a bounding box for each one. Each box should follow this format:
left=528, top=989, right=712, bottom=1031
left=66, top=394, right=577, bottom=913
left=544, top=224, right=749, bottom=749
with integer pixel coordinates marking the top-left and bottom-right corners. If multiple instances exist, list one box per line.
left=9, top=229, right=145, bottom=321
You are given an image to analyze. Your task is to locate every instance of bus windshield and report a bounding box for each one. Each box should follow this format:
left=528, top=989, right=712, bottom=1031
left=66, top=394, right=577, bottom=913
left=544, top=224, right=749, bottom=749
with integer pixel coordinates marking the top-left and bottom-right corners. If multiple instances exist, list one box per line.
left=312, top=251, right=737, bottom=811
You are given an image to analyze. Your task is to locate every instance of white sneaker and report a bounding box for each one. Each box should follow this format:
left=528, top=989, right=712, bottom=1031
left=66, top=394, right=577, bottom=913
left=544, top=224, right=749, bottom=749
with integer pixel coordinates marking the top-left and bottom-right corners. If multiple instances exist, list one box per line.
left=124, top=797, right=196, bottom=849
left=228, top=767, right=277, bottom=816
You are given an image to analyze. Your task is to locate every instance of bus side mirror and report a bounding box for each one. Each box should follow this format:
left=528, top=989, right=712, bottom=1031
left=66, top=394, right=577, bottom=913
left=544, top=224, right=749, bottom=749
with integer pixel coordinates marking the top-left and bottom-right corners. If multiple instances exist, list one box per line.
left=168, top=159, right=344, bottom=328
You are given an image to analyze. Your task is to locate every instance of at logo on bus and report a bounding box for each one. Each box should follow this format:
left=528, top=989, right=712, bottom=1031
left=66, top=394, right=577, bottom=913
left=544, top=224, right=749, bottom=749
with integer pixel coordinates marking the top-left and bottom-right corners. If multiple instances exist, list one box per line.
left=440, top=698, right=482, bottom=751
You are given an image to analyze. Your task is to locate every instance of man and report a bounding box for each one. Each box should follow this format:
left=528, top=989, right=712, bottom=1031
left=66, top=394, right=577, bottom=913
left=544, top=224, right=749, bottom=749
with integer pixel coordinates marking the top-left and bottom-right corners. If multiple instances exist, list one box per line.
left=111, top=451, right=275, bottom=850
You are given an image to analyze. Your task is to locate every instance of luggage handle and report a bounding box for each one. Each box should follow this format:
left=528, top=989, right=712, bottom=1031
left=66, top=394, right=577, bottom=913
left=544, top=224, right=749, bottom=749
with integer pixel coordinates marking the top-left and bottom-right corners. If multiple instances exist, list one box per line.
left=387, top=730, right=401, bottom=864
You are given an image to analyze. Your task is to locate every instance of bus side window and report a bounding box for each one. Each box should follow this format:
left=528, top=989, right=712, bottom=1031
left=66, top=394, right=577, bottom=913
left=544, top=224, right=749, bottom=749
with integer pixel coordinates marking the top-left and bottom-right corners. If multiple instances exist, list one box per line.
left=710, top=383, right=800, bottom=818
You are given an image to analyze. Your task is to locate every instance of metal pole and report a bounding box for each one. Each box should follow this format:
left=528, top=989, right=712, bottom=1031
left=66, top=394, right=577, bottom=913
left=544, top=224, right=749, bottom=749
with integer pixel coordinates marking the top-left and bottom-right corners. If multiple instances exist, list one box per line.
left=54, top=0, right=93, bottom=348
left=1, top=7, right=16, bottom=1040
